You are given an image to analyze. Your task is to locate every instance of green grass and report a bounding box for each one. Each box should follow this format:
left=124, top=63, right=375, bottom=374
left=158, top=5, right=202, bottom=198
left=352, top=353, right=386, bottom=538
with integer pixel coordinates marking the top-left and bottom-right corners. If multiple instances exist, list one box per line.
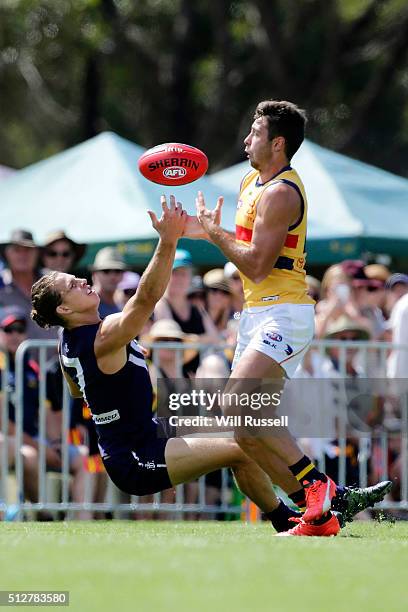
left=1, top=521, right=407, bottom=612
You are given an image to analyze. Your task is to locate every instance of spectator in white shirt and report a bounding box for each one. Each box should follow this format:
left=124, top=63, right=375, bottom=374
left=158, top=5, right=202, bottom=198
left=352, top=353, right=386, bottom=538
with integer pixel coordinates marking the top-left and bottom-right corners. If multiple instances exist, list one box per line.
left=386, top=274, right=408, bottom=379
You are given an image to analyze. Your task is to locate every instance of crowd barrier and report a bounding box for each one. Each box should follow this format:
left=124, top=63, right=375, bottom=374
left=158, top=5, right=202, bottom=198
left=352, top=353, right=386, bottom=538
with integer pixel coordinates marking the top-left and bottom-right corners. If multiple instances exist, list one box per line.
left=1, top=338, right=407, bottom=520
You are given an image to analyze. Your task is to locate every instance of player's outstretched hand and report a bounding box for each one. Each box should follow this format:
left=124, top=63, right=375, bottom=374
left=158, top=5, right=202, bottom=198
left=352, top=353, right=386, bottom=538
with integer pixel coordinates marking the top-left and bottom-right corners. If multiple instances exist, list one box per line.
left=196, top=191, right=223, bottom=234
left=148, top=195, right=187, bottom=243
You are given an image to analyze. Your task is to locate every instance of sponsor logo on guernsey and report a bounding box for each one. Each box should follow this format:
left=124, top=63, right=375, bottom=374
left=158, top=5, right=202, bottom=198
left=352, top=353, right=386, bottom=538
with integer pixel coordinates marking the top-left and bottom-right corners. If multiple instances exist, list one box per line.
left=92, top=409, right=120, bottom=425
left=262, top=340, right=277, bottom=349
left=284, top=344, right=293, bottom=356
left=265, top=332, right=282, bottom=343
left=261, top=295, right=279, bottom=302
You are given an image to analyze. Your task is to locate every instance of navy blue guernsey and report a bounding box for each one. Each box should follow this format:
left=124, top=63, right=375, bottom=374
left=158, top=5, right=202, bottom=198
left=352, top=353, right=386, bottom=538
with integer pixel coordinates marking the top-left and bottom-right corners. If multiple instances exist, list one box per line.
left=59, top=323, right=157, bottom=458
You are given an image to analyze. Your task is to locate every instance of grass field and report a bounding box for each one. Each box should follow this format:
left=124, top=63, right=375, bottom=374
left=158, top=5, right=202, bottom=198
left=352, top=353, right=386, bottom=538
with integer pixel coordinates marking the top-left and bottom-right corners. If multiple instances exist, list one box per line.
left=0, top=520, right=407, bottom=612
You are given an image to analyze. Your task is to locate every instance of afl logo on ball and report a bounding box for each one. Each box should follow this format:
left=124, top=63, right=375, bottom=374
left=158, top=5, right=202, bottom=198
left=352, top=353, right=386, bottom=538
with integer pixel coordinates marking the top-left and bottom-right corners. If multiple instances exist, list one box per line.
left=138, top=143, right=208, bottom=186
left=163, top=167, right=187, bottom=179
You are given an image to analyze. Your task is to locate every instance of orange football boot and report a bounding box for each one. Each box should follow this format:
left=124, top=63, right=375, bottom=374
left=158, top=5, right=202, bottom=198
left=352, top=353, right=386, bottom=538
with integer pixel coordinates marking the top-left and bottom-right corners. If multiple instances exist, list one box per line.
left=303, top=477, right=337, bottom=522
left=275, top=514, right=340, bottom=537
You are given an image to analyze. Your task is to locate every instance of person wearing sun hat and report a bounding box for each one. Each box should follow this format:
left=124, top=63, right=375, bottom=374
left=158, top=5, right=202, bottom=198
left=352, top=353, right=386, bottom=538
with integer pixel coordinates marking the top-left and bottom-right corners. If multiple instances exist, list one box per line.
left=341, top=260, right=385, bottom=339
left=41, top=230, right=86, bottom=274
left=0, top=229, right=39, bottom=292
left=203, top=268, right=232, bottom=294
left=364, top=264, right=391, bottom=284
left=324, top=315, right=371, bottom=342
left=143, top=319, right=199, bottom=379
left=90, top=246, right=128, bottom=318
left=203, top=268, right=234, bottom=333
left=0, top=230, right=58, bottom=341
left=324, top=315, right=372, bottom=376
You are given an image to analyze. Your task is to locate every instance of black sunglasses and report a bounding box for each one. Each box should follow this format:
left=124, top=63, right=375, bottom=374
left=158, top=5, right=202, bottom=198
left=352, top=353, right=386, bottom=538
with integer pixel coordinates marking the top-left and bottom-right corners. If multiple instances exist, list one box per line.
left=46, top=249, right=73, bottom=258
left=335, top=334, right=360, bottom=341
left=188, top=292, right=205, bottom=299
left=100, top=269, right=123, bottom=274
left=208, top=287, right=230, bottom=295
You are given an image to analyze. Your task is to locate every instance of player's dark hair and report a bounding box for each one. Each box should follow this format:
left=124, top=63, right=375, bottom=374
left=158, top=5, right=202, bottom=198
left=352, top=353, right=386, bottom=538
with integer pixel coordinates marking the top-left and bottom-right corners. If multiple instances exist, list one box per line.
left=254, top=100, right=307, bottom=160
left=31, top=272, right=66, bottom=329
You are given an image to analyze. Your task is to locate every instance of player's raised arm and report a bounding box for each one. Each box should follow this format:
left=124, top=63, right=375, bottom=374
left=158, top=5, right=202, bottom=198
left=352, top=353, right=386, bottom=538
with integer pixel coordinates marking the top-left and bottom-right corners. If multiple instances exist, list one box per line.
left=95, top=195, right=186, bottom=357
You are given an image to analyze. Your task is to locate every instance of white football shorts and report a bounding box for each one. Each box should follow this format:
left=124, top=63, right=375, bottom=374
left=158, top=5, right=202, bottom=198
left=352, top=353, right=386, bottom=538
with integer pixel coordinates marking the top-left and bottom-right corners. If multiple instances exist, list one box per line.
left=232, top=303, right=315, bottom=378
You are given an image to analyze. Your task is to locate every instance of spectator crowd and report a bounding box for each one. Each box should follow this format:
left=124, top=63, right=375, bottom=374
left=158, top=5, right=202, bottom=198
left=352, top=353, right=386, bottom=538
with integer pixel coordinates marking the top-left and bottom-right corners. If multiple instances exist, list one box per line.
left=1, top=227, right=407, bottom=520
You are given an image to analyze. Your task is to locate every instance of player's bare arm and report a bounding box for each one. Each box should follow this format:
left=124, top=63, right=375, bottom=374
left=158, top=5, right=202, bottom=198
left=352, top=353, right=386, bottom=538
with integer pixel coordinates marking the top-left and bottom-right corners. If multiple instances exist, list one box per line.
left=196, top=185, right=300, bottom=283
left=94, top=195, right=186, bottom=363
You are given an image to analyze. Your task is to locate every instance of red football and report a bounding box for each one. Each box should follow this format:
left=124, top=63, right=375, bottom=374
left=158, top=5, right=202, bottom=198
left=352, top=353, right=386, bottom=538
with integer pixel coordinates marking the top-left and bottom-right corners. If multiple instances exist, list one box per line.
left=138, top=142, right=208, bottom=186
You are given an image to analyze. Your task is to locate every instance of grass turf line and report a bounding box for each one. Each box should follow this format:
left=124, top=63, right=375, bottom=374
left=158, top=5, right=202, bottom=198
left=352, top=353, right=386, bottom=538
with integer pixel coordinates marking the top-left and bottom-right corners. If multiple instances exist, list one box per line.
left=1, top=521, right=407, bottom=612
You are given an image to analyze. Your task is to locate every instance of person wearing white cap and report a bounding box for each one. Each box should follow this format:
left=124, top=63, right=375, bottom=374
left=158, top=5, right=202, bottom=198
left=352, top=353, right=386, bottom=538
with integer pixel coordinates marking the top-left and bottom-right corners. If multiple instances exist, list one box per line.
left=90, top=247, right=127, bottom=318
left=41, top=230, right=86, bottom=274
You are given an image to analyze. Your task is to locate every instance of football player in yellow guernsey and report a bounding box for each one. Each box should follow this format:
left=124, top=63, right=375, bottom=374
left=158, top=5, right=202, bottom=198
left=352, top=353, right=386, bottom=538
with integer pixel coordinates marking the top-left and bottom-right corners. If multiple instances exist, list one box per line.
left=187, top=100, right=341, bottom=536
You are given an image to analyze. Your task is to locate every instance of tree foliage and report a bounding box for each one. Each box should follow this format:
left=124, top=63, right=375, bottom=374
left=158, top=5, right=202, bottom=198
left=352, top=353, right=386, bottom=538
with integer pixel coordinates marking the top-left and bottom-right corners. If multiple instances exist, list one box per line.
left=1, top=0, right=408, bottom=175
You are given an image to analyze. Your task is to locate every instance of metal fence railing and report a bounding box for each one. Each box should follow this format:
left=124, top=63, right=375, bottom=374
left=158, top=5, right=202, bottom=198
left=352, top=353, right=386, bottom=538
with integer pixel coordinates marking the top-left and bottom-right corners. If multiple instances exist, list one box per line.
left=0, top=338, right=407, bottom=520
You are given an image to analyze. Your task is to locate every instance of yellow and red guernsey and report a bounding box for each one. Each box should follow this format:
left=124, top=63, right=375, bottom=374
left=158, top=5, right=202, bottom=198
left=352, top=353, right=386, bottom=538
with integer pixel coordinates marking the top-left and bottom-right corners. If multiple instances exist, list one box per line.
left=235, top=165, right=315, bottom=308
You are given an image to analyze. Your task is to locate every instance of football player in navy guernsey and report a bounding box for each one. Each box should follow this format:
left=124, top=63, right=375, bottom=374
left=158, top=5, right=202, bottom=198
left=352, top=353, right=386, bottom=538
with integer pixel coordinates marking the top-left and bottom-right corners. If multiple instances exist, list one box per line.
left=30, top=196, right=390, bottom=535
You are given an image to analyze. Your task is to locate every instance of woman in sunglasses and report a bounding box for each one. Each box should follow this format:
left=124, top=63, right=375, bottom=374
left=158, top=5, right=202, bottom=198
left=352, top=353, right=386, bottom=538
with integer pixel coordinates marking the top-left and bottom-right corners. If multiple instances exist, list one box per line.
left=41, top=231, right=86, bottom=274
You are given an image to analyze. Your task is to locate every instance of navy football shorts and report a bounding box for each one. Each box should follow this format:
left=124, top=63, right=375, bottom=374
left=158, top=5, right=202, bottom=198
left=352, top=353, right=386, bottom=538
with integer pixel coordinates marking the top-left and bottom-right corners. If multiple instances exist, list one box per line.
left=102, top=418, right=174, bottom=496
